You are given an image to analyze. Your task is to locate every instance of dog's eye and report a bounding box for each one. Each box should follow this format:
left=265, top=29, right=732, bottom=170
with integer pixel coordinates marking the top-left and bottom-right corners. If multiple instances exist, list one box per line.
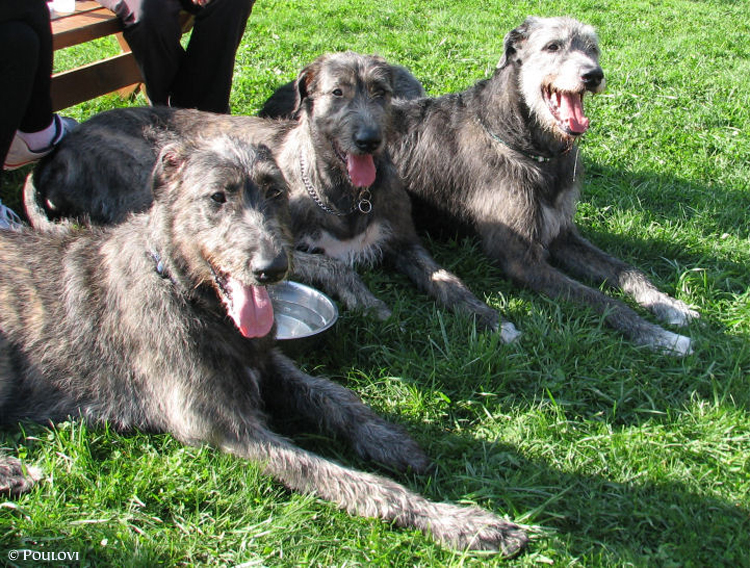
left=332, top=88, right=343, bottom=97
left=211, top=192, right=227, bottom=204
left=545, top=42, right=561, bottom=52
left=372, top=88, right=387, bottom=98
left=266, top=186, right=284, bottom=200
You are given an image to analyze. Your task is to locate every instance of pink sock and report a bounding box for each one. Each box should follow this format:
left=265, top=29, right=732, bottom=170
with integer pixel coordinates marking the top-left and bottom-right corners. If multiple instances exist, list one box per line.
left=17, top=118, right=58, bottom=152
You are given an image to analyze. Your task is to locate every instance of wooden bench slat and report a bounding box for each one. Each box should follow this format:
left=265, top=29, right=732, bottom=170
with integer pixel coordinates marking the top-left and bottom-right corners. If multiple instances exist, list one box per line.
left=66, top=0, right=105, bottom=11
left=52, top=9, right=125, bottom=50
left=51, top=53, right=142, bottom=111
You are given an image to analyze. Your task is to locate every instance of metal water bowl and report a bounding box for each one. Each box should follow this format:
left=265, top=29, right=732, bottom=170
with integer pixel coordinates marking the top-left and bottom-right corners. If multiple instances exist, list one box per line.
left=269, top=281, right=338, bottom=342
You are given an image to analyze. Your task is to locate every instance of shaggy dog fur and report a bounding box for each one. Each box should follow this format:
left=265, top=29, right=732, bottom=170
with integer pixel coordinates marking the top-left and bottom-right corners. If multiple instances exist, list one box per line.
left=0, top=135, right=527, bottom=555
left=387, top=17, right=697, bottom=354
left=27, top=52, right=519, bottom=341
left=263, top=19, right=698, bottom=355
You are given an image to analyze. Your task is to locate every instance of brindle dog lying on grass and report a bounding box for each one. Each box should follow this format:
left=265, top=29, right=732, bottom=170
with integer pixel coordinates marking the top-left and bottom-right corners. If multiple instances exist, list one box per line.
left=2, top=135, right=528, bottom=555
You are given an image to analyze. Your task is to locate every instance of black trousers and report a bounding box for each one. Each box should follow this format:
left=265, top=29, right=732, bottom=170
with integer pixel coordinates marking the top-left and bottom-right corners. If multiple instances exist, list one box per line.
left=0, top=1, right=54, bottom=165
left=99, top=0, right=255, bottom=113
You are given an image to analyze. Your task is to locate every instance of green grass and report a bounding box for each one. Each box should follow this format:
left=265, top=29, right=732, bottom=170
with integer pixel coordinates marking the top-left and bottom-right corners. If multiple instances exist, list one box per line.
left=2, top=0, right=750, bottom=565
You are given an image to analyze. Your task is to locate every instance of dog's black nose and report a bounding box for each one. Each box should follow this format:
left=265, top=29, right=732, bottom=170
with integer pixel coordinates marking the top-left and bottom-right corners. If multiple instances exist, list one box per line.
left=582, top=68, right=604, bottom=89
left=252, top=251, right=288, bottom=284
left=354, top=127, right=382, bottom=153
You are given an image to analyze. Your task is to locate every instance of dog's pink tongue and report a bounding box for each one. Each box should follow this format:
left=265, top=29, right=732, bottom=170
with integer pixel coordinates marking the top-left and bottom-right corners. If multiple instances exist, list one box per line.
left=225, top=278, right=274, bottom=338
left=347, top=153, right=376, bottom=187
left=559, top=92, right=590, bottom=134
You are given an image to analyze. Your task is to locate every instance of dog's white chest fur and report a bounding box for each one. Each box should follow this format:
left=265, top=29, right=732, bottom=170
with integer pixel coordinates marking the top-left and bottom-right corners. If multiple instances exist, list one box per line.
left=301, top=220, right=392, bottom=266
left=540, top=203, right=565, bottom=244
left=539, top=186, right=577, bottom=245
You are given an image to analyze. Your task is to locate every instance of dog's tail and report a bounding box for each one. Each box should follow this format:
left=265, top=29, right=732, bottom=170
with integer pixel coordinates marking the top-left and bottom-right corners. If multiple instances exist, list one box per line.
left=22, top=172, right=76, bottom=236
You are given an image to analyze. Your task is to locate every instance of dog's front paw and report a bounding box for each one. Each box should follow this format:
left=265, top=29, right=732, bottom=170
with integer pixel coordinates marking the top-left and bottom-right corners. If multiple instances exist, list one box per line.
left=650, top=328, right=693, bottom=357
left=500, top=320, right=522, bottom=343
left=428, top=503, right=528, bottom=556
left=649, top=298, right=699, bottom=327
left=470, top=304, right=501, bottom=332
left=335, top=285, right=391, bottom=321
left=366, top=299, right=393, bottom=321
left=352, top=420, right=432, bottom=474
left=472, top=304, right=520, bottom=343
left=0, top=456, right=43, bottom=496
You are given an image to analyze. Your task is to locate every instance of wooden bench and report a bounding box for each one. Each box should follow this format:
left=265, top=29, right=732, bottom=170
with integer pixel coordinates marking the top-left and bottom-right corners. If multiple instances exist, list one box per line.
left=50, top=1, right=193, bottom=112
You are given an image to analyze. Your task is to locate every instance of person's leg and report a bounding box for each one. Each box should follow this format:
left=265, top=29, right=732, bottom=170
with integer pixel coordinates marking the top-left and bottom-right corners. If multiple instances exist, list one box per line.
left=0, top=18, right=37, bottom=227
left=170, top=0, right=255, bottom=113
left=0, top=21, right=39, bottom=166
left=116, top=0, right=185, bottom=106
left=0, top=0, right=55, bottom=162
left=15, top=1, right=54, bottom=134
left=2, top=1, right=75, bottom=173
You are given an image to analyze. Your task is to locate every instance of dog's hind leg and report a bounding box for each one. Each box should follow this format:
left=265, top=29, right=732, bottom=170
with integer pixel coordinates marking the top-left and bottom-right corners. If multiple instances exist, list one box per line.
left=265, top=350, right=432, bottom=473
left=292, top=250, right=392, bottom=320
left=390, top=243, right=521, bottom=342
left=481, top=231, right=692, bottom=355
left=548, top=230, right=699, bottom=326
left=220, top=425, right=528, bottom=555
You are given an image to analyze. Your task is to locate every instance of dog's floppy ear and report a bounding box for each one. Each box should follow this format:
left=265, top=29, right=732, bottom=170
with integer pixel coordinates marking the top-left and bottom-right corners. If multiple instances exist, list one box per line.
left=497, top=16, right=538, bottom=69
left=152, top=142, right=187, bottom=200
left=370, top=54, right=396, bottom=91
left=293, top=58, right=320, bottom=117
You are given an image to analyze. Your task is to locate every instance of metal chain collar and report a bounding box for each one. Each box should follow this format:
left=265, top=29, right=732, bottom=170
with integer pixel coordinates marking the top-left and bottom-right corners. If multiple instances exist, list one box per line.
left=299, top=153, right=373, bottom=216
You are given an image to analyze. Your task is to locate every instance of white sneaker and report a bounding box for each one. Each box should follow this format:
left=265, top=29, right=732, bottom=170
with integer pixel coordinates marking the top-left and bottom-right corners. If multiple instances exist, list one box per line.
left=3, top=115, right=78, bottom=171
left=0, top=199, right=23, bottom=230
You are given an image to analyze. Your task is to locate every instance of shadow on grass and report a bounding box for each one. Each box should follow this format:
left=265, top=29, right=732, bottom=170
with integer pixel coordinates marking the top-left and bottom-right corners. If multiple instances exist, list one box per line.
left=4, top=415, right=746, bottom=566
left=296, top=153, right=743, bottom=564
left=585, top=162, right=750, bottom=242
left=289, top=270, right=749, bottom=562
left=422, top=434, right=750, bottom=565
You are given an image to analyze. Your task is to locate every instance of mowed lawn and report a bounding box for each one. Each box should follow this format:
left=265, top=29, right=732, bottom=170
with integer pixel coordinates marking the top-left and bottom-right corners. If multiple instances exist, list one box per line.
left=1, top=0, right=749, bottom=566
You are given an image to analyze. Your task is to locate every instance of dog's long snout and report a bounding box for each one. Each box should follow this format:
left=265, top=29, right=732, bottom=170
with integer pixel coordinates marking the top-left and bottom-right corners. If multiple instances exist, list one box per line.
left=252, top=250, right=289, bottom=285
left=354, top=126, right=382, bottom=153
left=582, top=67, right=604, bottom=90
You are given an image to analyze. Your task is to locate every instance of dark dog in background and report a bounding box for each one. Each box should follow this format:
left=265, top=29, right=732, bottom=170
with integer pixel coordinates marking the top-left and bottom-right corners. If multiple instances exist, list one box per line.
left=27, top=52, right=518, bottom=341
left=1, top=135, right=528, bottom=555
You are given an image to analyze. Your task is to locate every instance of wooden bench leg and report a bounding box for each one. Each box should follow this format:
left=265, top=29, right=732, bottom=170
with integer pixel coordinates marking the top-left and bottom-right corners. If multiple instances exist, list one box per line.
left=113, top=32, right=144, bottom=100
